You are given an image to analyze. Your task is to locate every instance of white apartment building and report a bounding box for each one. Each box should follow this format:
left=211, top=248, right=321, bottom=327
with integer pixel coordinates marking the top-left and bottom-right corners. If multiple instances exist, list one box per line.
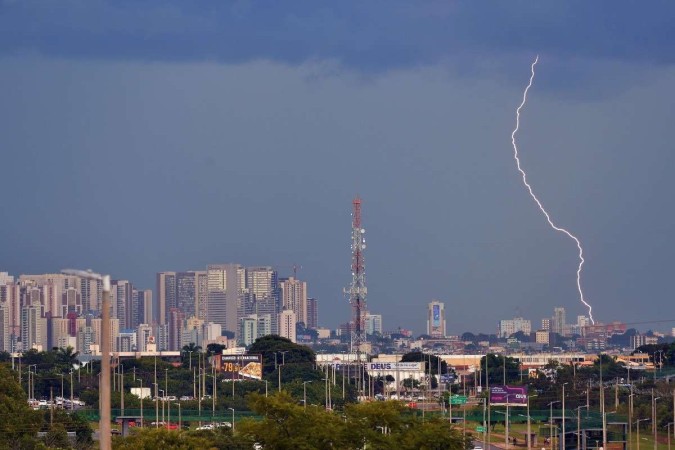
left=499, top=317, right=532, bottom=338
left=279, top=309, right=297, bottom=343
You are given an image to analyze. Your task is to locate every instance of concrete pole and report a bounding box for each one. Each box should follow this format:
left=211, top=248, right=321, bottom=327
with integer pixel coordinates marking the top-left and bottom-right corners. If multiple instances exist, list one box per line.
left=138, top=379, right=143, bottom=428
left=100, top=275, right=112, bottom=450
left=120, top=366, right=124, bottom=416
left=527, top=397, right=531, bottom=450
left=562, top=383, right=567, bottom=450
left=70, top=370, right=74, bottom=411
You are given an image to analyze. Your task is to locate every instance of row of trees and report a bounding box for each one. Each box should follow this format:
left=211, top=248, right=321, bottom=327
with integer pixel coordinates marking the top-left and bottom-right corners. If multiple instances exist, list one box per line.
left=115, top=392, right=471, bottom=450
left=0, top=363, right=93, bottom=449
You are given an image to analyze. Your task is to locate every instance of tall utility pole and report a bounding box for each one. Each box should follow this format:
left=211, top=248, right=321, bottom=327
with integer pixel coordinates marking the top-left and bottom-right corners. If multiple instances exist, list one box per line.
left=62, top=269, right=111, bottom=450
left=345, top=196, right=367, bottom=395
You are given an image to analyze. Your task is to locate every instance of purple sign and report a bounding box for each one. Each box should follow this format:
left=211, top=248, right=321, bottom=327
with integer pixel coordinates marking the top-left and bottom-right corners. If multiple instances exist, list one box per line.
left=489, top=385, right=528, bottom=405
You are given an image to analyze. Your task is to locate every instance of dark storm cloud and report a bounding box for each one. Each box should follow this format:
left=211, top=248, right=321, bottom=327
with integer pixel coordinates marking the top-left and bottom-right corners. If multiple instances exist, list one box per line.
left=1, top=1, right=674, bottom=69
left=1, top=2, right=674, bottom=333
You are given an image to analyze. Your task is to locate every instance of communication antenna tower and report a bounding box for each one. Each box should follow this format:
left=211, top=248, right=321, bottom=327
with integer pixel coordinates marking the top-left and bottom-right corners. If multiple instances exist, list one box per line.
left=345, top=196, right=367, bottom=355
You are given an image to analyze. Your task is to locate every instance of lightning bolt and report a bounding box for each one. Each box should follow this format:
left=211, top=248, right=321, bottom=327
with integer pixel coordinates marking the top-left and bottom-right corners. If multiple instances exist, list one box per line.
left=511, top=55, right=595, bottom=325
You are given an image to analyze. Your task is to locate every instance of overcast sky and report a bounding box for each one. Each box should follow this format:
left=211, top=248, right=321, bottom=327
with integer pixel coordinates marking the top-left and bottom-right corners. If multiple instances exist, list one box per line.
left=1, top=1, right=674, bottom=335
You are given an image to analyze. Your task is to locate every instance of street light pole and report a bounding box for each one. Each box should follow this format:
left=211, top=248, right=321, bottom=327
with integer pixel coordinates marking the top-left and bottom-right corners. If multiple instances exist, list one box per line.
left=505, top=394, right=511, bottom=449
left=152, top=383, right=158, bottom=428
left=174, top=403, right=181, bottom=431
left=548, top=401, right=560, bottom=450
left=70, top=370, right=74, bottom=412
left=228, top=407, right=235, bottom=433
left=636, top=418, right=650, bottom=450
left=562, top=382, right=568, bottom=450
left=654, top=395, right=661, bottom=450
left=276, top=351, right=289, bottom=392
left=577, top=405, right=588, bottom=450
left=159, top=389, right=165, bottom=425
left=62, top=269, right=111, bottom=450
left=137, top=379, right=143, bottom=428
left=120, top=365, right=124, bottom=416
left=527, top=394, right=537, bottom=450
left=629, top=390, right=635, bottom=449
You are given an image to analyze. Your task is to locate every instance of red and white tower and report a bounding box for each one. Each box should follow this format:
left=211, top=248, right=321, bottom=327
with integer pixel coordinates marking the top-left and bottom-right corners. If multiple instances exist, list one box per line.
left=345, top=196, right=367, bottom=354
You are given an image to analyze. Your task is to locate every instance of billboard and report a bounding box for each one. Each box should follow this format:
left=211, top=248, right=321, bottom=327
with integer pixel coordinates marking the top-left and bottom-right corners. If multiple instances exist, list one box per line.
left=489, top=385, right=528, bottom=405
left=432, top=304, right=441, bottom=327
left=220, top=354, right=263, bottom=380
left=366, top=362, right=422, bottom=372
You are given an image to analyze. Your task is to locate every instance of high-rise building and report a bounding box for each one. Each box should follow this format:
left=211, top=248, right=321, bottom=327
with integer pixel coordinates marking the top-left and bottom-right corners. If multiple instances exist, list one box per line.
left=111, top=280, right=133, bottom=330
left=80, top=277, right=102, bottom=313
left=126, top=288, right=153, bottom=328
left=364, top=313, right=382, bottom=335
left=426, top=300, right=446, bottom=338
left=306, top=297, right=318, bottom=329
left=240, top=316, right=257, bottom=346
left=246, top=267, right=278, bottom=300
left=256, top=314, right=272, bottom=338
left=278, top=309, right=297, bottom=343
left=0, top=272, right=14, bottom=285
left=255, top=296, right=279, bottom=335
left=207, top=264, right=245, bottom=335
left=1, top=282, right=20, bottom=346
left=60, top=287, right=82, bottom=318
left=0, top=303, right=10, bottom=352
left=137, top=324, right=153, bottom=352
left=279, top=277, right=307, bottom=326
left=245, top=266, right=279, bottom=333
left=50, top=317, right=71, bottom=350
left=195, top=271, right=208, bottom=321
left=176, top=272, right=203, bottom=320
left=498, top=317, right=532, bottom=338
left=552, top=307, right=566, bottom=335
left=156, top=272, right=176, bottom=325
left=21, top=304, right=47, bottom=351
left=181, top=316, right=204, bottom=348
left=535, top=330, right=550, bottom=345
left=169, top=308, right=186, bottom=351
left=19, top=274, right=81, bottom=318
left=91, top=317, right=120, bottom=352
left=541, top=318, right=551, bottom=331
left=116, top=330, right=136, bottom=352
left=153, top=323, right=169, bottom=351
left=77, top=326, right=95, bottom=354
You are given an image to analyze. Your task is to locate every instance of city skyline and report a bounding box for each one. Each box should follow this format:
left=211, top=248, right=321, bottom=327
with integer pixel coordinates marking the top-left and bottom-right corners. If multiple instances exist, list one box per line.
left=1, top=268, right=672, bottom=340
left=2, top=3, right=675, bottom=333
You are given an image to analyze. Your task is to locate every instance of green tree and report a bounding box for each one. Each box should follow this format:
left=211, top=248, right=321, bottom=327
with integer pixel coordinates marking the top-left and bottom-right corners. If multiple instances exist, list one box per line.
left=248, top=335, right=316, bottom=376
left=478, top=354, right=521, bottom=385
left=112, top=427, right=231, bottom=449
left=0, top=364, right=43, bottom=449
left=237, top=391, right=347, bottom=449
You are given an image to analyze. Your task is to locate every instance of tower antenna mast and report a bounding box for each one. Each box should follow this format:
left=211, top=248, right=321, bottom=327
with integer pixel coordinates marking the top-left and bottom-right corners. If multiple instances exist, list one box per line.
left=345, top=197, right=367, bottom=358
